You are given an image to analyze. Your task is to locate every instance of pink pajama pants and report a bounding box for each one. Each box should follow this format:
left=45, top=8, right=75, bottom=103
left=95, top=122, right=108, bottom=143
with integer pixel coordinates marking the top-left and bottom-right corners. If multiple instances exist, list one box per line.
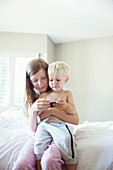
left=12, top=135, right=64, bottom=170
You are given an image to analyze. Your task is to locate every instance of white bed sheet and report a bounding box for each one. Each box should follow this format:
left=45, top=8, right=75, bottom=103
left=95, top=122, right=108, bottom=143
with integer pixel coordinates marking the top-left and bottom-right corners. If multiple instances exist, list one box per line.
left=0, top=107, right=33, bottom=170
left=74, top=122, right=113, bottom=170
left=0, top=107, right=113, bottom=170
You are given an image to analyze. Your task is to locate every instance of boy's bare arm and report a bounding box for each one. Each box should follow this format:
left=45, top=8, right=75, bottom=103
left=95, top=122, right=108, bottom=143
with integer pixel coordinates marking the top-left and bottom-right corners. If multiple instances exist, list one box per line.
left=54, top=90, right=77, bottom=115
left=66, top=90, right=77, bottom=114
left=65, top=90, right=79, bottom=124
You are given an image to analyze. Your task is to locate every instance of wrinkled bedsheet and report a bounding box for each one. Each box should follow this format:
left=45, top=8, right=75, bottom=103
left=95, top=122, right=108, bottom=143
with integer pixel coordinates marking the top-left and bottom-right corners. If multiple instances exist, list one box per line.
left=0, top=107, right=113, bottom=170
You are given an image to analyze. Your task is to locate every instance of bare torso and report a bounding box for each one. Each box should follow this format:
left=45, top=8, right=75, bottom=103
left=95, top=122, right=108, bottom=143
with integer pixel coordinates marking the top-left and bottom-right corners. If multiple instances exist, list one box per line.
left=40, top=90, right=69, bottom=121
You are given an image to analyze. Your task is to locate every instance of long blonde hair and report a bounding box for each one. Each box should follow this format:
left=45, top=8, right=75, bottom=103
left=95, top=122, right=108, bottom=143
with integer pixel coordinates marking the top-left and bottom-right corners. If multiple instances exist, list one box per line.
left=24, top=58, right=49, bottom=118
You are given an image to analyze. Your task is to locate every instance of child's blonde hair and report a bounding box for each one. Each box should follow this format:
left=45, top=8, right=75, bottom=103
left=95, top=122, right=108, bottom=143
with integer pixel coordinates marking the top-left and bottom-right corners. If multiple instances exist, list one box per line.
left=48, top=61, right=70, bottom=77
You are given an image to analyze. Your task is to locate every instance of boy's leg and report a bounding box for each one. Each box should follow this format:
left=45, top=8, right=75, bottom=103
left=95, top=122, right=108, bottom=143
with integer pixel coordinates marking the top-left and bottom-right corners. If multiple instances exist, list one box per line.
left=46, top=122, right=78, bottom=167
left=66, top=164, right=77, bottom=170
left=37, top=160, right=42, bottom=170
left=34, top=122, right=52, bottom=159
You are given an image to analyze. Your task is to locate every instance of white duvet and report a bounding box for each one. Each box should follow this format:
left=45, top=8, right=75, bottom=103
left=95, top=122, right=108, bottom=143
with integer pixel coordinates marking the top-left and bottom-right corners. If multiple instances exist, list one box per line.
left=0, top=107, right=113, bottom=170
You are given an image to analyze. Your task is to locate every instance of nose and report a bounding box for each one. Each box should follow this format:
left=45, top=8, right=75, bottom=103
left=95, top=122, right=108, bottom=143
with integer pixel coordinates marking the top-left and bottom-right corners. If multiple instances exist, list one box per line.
left=53, top=80, right=57, bottom=84
left=38, top=80, right=42, bottom=86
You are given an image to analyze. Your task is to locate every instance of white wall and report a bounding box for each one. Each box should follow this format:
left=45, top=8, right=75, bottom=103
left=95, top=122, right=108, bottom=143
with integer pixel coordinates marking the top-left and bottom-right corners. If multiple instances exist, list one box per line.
left=0, top=32, right=47, bottom=55
left=46, top=36, right=55, bottom=64
left=0, top=32, right=55, bottom=112
left=55, top=36, right=113, bottom=122
left=0, top=32, right=55, bottom=62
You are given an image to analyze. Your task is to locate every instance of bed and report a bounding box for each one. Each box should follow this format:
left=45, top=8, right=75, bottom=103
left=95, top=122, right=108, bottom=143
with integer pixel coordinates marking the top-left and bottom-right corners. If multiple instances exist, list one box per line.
left=0, top=107, right=113, bottom=170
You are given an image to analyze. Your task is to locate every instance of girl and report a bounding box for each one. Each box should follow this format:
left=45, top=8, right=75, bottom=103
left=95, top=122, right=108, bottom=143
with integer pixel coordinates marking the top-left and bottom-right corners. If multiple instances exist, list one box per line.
left=13, top=58, right=79, bottom=170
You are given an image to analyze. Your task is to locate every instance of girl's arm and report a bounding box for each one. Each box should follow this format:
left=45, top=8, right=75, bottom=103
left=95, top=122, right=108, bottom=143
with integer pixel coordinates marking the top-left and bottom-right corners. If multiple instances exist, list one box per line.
left=29, top=109, right=38, bottom=132
left=39, top=108, right=79, bottom=125
left=29, top=98, right=50, bottom=132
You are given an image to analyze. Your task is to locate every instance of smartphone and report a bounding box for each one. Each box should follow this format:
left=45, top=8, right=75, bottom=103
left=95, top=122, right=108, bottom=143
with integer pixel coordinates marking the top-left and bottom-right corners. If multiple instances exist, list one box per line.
left=50, top=101, right=56, bottom=107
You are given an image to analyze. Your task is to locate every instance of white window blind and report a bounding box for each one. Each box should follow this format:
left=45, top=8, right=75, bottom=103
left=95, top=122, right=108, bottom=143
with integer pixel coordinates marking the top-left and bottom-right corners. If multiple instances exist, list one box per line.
left=14, top=57, right=32, bottom=105
left=0, top=56, right=34, bottom=108
left=0, top=57, right=9, bottom=106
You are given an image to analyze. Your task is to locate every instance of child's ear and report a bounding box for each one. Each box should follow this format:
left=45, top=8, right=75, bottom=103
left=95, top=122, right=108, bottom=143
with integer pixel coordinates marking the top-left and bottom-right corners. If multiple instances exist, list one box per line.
left=65, top=76, right=69, bottom=83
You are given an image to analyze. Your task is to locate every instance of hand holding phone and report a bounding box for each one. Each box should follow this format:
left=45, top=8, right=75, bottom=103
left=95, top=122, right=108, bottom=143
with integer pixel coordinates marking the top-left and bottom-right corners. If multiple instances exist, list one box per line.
left=50, top=101, right=56, bottom=107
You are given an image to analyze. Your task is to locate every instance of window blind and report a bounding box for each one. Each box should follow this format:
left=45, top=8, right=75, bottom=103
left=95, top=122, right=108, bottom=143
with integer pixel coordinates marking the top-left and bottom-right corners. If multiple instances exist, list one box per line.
left=0, top=57, right=9, bottom=106
left=14, top=57, right=33, bottom=105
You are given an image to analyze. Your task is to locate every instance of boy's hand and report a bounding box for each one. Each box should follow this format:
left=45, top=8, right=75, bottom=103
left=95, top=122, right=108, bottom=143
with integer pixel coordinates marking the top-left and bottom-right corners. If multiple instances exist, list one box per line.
left=54, top=99, right=67, bottom=111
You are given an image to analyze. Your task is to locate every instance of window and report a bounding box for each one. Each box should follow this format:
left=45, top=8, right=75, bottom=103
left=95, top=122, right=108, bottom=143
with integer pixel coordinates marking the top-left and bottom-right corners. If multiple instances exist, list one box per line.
left=14, top=57, right=32, bottom=105
left=0, top=54, right=47, bottom=110
left=0, top=57, right=9, bottom=106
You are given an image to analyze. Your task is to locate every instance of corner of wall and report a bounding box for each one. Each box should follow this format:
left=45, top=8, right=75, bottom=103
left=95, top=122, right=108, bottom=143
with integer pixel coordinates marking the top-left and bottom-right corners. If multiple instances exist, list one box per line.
left=46, top=35, right=56, bottom=64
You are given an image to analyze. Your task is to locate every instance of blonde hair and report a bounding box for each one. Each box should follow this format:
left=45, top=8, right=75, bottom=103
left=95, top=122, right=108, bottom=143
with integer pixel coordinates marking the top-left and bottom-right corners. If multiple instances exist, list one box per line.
left=24, top=58, right=49, bottom=118
left=48, top=61, right=70, bottom=77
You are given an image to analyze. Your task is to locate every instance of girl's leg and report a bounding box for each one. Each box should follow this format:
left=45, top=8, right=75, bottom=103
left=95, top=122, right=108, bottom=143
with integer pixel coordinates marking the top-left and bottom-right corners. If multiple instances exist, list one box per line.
left=13, top=138, right=64, bottom=170
left=41, top=141, right=64, bottom=170
left=12, top=136, right=36, bottom=170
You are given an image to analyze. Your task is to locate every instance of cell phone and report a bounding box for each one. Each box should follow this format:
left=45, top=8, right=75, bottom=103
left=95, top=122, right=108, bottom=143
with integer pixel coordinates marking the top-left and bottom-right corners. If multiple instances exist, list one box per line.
left=50, top=101, right=56, bottom=107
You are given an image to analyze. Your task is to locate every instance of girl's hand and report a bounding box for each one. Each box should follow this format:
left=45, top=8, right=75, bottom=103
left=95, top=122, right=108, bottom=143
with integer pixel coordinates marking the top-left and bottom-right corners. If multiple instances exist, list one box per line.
left=31, top=98, right=50, bottom=113
left=39, top=108, right=52, bottom=121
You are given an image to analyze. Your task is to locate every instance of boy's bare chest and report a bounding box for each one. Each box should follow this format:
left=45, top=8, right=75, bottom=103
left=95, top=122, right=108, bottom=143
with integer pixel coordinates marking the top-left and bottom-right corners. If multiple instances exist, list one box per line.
left=45, top=92, right=67, bottom=102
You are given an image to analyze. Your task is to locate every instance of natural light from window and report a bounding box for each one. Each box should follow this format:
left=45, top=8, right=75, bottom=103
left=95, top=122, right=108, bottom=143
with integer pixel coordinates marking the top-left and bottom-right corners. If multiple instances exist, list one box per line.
left=0, top=56, right=34, bottom=108
left=15, top=57, right=33, bottom=106
left=0, top=57, right=9, bottom=106
left=0, top=54, right=47, bottom=111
